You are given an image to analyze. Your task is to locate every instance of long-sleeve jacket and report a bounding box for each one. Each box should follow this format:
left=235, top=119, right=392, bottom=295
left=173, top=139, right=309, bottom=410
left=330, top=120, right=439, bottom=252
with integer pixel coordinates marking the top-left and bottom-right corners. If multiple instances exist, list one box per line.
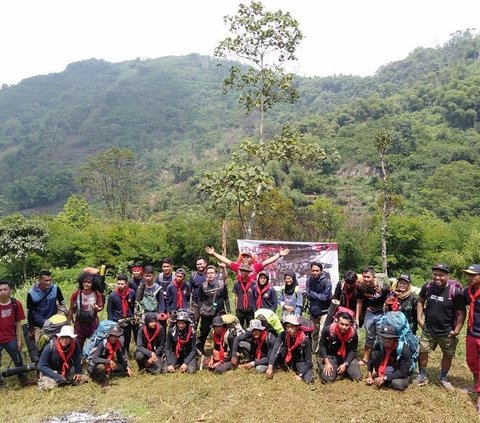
left=268, top=330, right=312, bottom=366
left=165, top=326, right=197, bottom=366
left=278, top=286, right=303, bottom=317
left=231, top=331, right=277, bottom=366
left=318, top=325, right=358, bottom=366
left=38, top=339, right=82, bottom=382
left=135, top=324, right=165, bottom=357
left=306, top=272, right=332, bottom=317
left=91, top=339, right=129, bottom=369
left=165, top=283, right=190, bottom=313
left=107, top=290, right=135, bottom=321
left=198, top=278, right=229, bottom=316
left=368, top=342, right=412, bottom=381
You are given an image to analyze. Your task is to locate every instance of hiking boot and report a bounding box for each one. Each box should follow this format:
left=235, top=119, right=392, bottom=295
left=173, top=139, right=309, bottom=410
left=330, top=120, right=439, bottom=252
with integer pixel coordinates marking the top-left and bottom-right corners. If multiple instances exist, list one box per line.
left=439, top=379, right=454, bottom=390
left=413, top=374, right=428, bottom=386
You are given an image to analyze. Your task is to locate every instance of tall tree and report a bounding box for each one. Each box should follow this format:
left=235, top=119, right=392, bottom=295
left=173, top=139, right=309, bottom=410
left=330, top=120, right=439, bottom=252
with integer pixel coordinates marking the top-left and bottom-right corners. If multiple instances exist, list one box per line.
left=214, top=1, right=303, bottom=140
left=78, top=148, right=138, bottom=220
left=373, top=129, right=393, bottom=277
left=203, top=2, right=321, bottom=239
left=0, top=214, right=48, bottom=282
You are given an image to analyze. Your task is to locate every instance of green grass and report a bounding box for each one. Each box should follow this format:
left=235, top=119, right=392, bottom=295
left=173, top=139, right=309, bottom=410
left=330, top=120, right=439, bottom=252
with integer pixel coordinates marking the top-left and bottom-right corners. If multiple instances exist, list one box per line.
left=3, top=278, right=478, bottom=422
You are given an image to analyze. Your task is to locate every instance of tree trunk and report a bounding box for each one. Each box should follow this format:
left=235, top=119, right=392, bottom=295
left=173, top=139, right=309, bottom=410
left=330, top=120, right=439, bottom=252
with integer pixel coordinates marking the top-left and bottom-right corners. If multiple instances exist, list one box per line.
left=380, top=156, right=389, bottom=278
left=221, top=219, right=227, bottom=256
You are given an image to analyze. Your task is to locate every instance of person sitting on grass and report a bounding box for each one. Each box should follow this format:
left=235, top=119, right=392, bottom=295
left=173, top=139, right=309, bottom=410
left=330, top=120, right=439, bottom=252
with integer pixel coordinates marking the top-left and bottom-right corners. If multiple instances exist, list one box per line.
left=366, top=325, right=412, bottom=391
left=318, top=309, right=361, bottom=383
left=135, top=312, right=165, bottom=375
left=88, top=326, right=133, bottom=388
left=164, top=311, right=197, bottom=374
left=202, top=316, right=234, bottom=374
left=231, top=319, right=277, bottom=374
left=37, top=325, right=88, bottom=390
left=266, top=315, right=314, bottom=384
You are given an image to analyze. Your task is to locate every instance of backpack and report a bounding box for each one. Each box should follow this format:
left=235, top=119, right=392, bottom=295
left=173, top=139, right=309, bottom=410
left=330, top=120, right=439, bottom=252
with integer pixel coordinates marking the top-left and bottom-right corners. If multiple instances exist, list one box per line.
left=36, top=314, right=68, bottom=354
left=200, top=279, right=224, bottom=317
left=221, top=313, right=245, bottom=336
left=375, top=311, right=419, bottom=373
left=10, top=297, right=19, bottom=322
left=82, top=320, right=118, bottom=364
left=139, top=286, right=162, bottom=313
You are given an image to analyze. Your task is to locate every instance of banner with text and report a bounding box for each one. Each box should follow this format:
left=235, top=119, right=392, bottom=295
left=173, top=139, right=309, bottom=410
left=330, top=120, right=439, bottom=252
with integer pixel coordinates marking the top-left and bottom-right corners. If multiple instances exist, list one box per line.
left=237, top=239, right=339, bottom=292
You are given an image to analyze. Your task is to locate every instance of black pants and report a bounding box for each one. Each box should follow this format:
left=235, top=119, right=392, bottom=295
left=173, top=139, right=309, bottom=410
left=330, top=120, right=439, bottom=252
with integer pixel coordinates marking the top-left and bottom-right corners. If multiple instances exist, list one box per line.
left=134, top=350, right=163, bottom=374
left=370, top=350, right=409, bottom=390
left=163, top=355, right=198, bottom=374
left=88, top=363, right=127, bottom=383
left=319, top=356, right=362, bottom=383
left=236, top=309, right=254, bottom=329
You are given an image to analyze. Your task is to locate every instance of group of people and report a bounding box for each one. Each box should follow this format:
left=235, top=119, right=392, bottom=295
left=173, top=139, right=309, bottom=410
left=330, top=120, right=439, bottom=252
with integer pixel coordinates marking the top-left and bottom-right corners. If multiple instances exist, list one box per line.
left=1, top=248, right=480, bottom=412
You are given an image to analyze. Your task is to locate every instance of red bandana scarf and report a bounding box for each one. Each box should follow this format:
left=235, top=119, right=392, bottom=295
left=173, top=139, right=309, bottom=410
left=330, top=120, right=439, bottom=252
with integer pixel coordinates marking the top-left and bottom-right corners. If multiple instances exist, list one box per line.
left=174, top=280, right=184, bottom=310
left=143, top=323, right=160, bottom=351
left=332, top=323, right=354, bottom=359
left=55, top=338, right=75, bottom=377
left=212, top=328, right=227, bottom=362
left=342, top=284, right=357, bottom=310
left=256, top=283, right=270, bottom=309
left=115, top=287, right=131, bottom=318
left=254, top=331, right=268, bottom=360
left=285, top=331, right=304, bottom=364
left=105, top=339, right=122, bottom=374
left=467, top=286, right=480, bottom=330
left=175, top=325, right=192, bottom=358
left=239, top=280, right=253, bottom=310
left=378, top=340, right=398, bottom=377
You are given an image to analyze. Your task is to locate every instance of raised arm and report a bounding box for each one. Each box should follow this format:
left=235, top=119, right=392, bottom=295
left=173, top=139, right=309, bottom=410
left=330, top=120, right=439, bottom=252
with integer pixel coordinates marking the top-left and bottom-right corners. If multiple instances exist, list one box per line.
left=261, top=248, right=290, bottom=267
left=205, top=247, right=232, bottom=266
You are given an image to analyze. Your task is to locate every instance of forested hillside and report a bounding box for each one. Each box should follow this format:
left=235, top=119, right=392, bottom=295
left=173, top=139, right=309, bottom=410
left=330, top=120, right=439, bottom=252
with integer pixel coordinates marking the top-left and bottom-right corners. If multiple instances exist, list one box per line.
left=0, top=31, right=479, bottom=282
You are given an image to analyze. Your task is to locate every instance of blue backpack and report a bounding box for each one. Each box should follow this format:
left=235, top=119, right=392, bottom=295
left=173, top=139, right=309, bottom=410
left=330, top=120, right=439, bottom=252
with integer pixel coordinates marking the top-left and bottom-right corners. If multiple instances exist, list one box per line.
left=375, top=311, right=419, bottom=373
left=82, top=320, right=118, bottom=363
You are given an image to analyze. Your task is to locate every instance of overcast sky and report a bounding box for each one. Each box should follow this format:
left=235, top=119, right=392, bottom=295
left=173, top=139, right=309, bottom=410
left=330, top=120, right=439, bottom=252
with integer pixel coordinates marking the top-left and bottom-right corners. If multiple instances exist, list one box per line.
left=1, top=0, right=479, bottom=86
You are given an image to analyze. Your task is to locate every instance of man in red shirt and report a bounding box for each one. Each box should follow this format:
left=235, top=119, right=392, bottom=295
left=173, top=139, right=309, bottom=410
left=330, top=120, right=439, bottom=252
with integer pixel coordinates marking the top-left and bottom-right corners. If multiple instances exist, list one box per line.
left=0, top=280, right=31, bottom=387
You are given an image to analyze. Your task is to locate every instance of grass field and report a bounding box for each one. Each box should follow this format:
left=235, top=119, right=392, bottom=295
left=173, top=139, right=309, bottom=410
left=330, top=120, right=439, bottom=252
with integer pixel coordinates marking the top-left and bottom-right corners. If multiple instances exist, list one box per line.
left=1, top=331, right=478, bottom=423
left=2, top=279, right=478, bottom=422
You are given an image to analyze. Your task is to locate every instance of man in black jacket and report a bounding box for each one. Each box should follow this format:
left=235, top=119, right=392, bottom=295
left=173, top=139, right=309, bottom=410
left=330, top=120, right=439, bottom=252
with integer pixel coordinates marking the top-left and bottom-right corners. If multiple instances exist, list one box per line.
left=318, top=310, right=361, bottom=383
left=366, top=325, right=412, bottom=391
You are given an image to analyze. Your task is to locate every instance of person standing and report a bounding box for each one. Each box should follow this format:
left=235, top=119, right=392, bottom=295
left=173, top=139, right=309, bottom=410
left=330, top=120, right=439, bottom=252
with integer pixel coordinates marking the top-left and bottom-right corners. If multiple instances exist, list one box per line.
left=67, top=271, right=104, bottom=350
left=188, top=257, right=207, bottom=327
left=252, top=271, right=278, bottom=312
left=306, top=261, right=332, bottom=353
left=165, top=269, right=190, bottom=316
left=462, top=264, right=480, bottom=412
left=416, top=263, right=466, bottom=389
left=27, top=270, right=66, bottom=344
left=232, top=263, right=256, bottom=328
left=278, top=272, right=303, bottom=318
left=107, top=275, right=136, bottom=354
left=0, top=280, right=31, bottom=387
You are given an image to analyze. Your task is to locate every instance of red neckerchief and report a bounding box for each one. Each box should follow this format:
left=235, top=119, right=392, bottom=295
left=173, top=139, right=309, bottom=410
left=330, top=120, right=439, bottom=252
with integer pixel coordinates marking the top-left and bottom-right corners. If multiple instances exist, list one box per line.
left=143, top=323, right=160, bottom=351
left=254, top=331, right=268, bottom=360
left=175, top=325, right=192, bottom=358
left=239, top=280, right=253, bottom=310
left=212, top=328, right=227, bottom=362
left=342, top=284, right=357, bottom=310
left=115, top=287, right=131, bottom=318
left=378, top=340, right=398, bottom=377
left=55, top=338, right=75, bottom=377
left=332, top=323, right=354, bottom=359
left=256, top=283, right=270, bottom=309
left=467, top=286, right=480, bottom=330
left=105, top=339, right=122, bottom=374
left=174, top=280, right=184, bottom=309
left=285, top=331, right=303, bottom=364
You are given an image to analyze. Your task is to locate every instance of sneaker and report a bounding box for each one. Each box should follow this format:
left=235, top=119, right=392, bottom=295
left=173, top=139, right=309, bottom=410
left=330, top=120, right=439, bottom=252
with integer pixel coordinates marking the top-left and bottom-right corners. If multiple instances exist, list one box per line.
left=413, top=375, right=428, bottom=386
left=439, top=379, right=454, bottom=390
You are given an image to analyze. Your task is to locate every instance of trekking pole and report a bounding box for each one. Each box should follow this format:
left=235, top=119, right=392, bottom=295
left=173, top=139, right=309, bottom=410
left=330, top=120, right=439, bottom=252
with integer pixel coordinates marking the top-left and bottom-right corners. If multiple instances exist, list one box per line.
left=324, top=299, right=340, bottom=328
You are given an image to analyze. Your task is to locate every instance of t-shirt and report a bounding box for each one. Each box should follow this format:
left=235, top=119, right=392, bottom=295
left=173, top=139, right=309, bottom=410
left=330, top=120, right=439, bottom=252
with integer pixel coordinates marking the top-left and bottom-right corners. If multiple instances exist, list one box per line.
left=357, top=286, right=389, bottom=314
left=419, top=282, right=466, bottom=336
left=0, top=299, right=25, bottom=343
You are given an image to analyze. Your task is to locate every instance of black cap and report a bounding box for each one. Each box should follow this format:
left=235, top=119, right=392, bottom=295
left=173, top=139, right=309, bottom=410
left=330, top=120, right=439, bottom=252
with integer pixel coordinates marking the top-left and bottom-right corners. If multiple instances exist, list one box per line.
left=397, top=274, right=411, bottom=284
left=379, top=325, right=398, bottom=338
left=432, top=263, right=450, bottom=273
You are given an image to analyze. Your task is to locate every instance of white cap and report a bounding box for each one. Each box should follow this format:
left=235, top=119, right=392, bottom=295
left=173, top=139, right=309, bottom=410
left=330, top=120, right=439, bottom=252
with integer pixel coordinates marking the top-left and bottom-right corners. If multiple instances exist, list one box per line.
left=57, top=325, right=77, bottom=339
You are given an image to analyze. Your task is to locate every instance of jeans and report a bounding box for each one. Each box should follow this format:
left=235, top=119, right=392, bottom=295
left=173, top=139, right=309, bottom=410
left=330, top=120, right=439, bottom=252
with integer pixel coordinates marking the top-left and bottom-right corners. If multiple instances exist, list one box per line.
left=0, top=338, right=27, bottom=384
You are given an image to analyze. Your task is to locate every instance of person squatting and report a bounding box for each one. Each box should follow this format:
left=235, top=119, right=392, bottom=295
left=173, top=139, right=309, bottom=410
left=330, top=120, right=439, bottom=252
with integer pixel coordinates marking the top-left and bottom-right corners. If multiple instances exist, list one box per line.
left=1, top=253, right=479, bottom=413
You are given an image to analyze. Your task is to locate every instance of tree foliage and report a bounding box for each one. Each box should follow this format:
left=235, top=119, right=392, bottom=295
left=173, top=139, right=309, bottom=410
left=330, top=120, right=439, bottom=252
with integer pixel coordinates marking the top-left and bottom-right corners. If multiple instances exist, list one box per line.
left=78, top=148, right=138, bottom=219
